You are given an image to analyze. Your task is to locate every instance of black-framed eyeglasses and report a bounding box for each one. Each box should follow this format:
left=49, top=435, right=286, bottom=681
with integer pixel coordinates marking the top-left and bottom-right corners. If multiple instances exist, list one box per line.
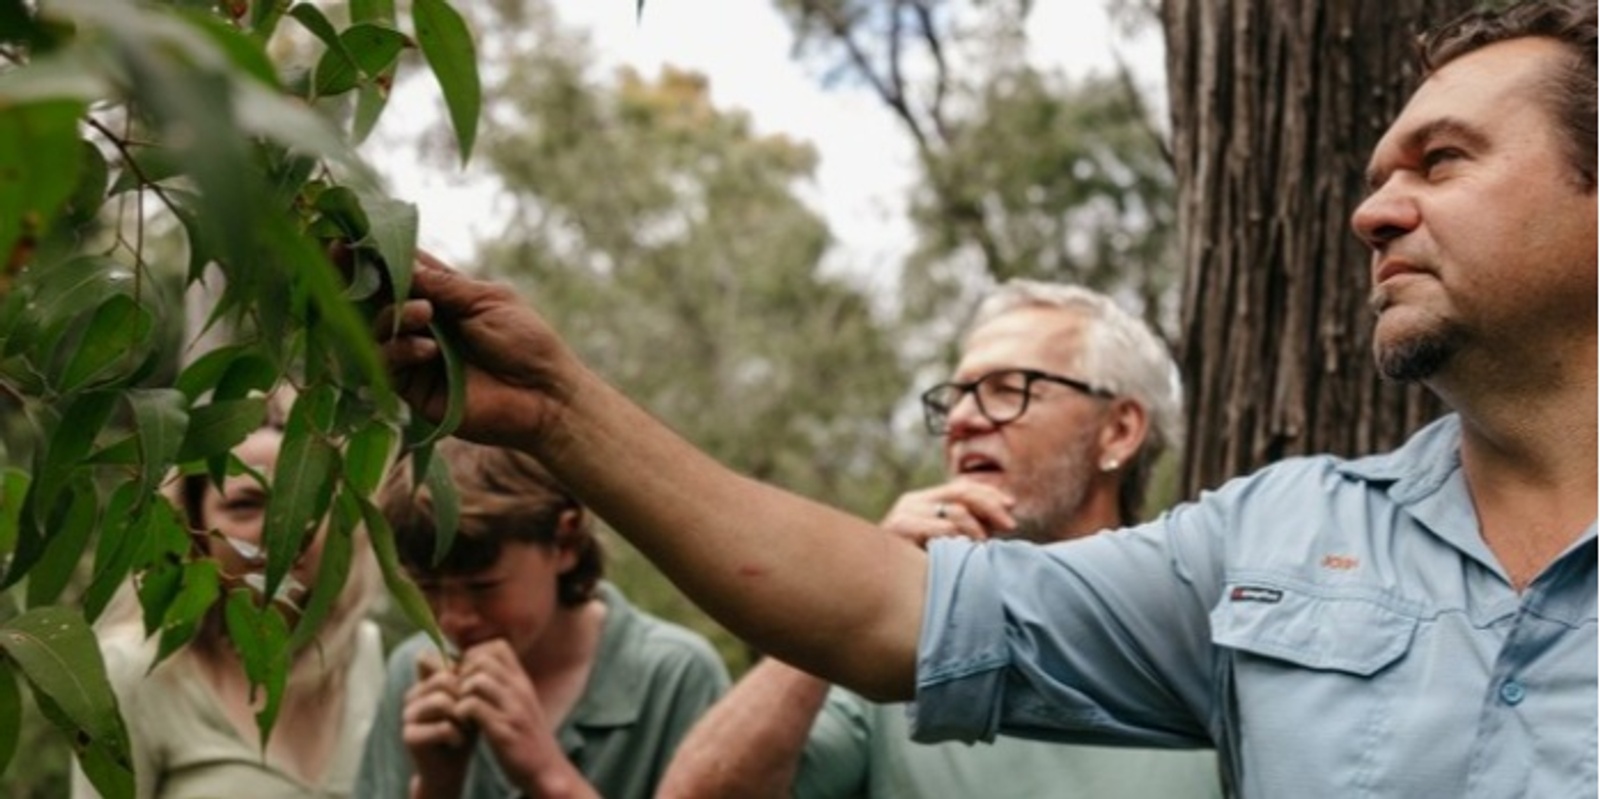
left=920, top=368, right=1114, bottom=435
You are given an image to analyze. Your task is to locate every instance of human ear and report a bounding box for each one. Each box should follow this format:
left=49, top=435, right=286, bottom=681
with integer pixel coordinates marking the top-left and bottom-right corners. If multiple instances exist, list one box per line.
left=1097, top=398, right=1149, bottom=473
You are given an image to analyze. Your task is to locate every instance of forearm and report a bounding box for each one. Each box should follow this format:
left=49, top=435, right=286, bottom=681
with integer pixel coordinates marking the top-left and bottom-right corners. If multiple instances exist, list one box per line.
left=534, top=367, right=926, bottom=700
left=658, top=659, right=832, bottom=797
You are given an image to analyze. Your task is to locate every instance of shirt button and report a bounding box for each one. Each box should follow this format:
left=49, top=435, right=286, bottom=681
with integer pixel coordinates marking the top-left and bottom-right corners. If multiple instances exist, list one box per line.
left=1499, top=679, right=1527, bottom=705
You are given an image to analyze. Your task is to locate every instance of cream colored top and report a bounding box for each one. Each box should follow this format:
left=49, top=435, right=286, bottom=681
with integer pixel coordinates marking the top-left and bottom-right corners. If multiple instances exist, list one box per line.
left=72, top=621, right=384, bottom=799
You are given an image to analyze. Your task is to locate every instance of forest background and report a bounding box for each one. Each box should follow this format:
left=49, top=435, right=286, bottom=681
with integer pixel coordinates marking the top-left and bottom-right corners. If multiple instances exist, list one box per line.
left=0, top=0, right=1471, bottom=793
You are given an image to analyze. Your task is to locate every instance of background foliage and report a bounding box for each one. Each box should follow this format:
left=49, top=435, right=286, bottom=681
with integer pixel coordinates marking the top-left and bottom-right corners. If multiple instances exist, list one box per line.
left=0, top=0, right=483, bottom=794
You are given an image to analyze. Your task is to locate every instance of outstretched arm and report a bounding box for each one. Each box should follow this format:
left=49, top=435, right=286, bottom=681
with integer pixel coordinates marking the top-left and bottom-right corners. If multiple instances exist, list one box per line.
left=657, top=659, right=832, bottom=798
left=380, top=254, right=926, bottom=700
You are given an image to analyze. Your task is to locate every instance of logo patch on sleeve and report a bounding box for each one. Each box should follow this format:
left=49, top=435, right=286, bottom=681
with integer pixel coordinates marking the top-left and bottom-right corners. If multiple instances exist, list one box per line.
left=1229, top=586, right=1283, bottom=604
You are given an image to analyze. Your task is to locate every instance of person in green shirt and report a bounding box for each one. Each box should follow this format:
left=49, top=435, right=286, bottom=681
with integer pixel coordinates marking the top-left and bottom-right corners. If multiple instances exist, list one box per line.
left=659, top=281, right=1222, bottom=798
left=355, top=438, right=729, bottom=799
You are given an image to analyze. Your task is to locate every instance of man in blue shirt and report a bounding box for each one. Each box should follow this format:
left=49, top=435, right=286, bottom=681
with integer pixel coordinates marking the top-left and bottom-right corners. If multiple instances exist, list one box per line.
left=379, top=2, right=1595, bottom=796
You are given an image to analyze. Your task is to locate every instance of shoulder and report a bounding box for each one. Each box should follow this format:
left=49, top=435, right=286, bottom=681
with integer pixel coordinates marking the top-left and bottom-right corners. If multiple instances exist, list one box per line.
left=600, top=585, right=730, bottom=683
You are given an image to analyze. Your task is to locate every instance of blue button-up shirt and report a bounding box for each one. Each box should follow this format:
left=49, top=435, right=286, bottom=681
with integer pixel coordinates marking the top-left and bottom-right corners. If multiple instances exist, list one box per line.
left=912, top=415, right=1597, bottom=798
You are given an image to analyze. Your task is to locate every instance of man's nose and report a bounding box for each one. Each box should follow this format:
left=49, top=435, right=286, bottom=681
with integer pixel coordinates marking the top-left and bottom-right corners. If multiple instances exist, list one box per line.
left=1350, top=178, right=1421, bottom=251
left=944, top=391, right=996, bottom=441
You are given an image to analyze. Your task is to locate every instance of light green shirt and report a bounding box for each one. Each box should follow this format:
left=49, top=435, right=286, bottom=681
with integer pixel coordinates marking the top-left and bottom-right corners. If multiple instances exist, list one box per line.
left=796, top=686, right=1224, bottom=799
left=73, top=621, right=386, bottom=799
left=356, top=583, right=730, bottom=799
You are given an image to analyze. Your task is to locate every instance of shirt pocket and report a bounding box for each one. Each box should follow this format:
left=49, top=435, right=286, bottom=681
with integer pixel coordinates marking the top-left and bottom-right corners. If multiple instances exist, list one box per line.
left=1210, top=581, right=1418, bottom=675
left=1208, top=580, right=1422, bottom=797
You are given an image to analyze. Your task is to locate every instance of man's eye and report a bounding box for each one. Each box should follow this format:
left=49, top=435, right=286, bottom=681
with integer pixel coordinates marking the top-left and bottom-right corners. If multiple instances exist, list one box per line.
left=1421, top=147, right=1462, bottom=175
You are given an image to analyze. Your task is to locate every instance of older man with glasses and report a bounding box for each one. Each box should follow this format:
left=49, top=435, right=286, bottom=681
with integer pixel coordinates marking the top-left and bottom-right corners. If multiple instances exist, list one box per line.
left=658, top=281, right=1222, bottom=799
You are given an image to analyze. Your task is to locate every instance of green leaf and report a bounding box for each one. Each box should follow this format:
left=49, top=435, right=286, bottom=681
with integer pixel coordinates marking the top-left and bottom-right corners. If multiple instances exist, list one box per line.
left=29, top=390, right=114, bottom=537
left=174, top=344, right=245, bottom=401
left=0, top=469, right=29, bottom=559
left=126, top=388, right=190, bottom=499
left=176, top=6, right=281, bottom=88
left=52, top=294, right=154, bottom=394
left=136, top=560, right=183, bottom=640
left=249, top=0, right=290, bottom=39
left=84, top=486, right=179, bottom=622
left=343, top=421, right=395, bottom=497
left=423, top=450, right=459, bottom=568
left=25, top=476, right=96, bottom=608
left=288, top=490, right=355, bottom=652
left=223, top=589, right=290, bottom=749
left=356, top=494, right=443, bottom=653
left=355, top=190, right=417, bottom=314
left=404, top=319, right=466, bottom=448
left=312, top=23, right=406, bottom=97
left=314, top=185, right=370, bottom=240
left=352, top=0, right=396, bottom=24
left=286, top=3, right=347, bottom=58
left=61, top=139, right=109, bottom=226
left=1, top=606, right=133, bottom=798
left=175, top=397, right=267, bottom=463
left=262, top=387, right=339, bottom=602
left=412, top=0, right=479, bottom=164
left=0, top=660, right=20, bottom=779
left=153, top=559, right=221, bottom=667
left=0, top=99, right=86, bottom=276
left=214, top=351, right=278, bottom=402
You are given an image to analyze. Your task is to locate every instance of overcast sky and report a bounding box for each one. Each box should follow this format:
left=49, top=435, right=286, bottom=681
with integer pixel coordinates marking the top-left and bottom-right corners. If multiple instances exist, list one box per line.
left=367, top=1, right=1164, bottom=290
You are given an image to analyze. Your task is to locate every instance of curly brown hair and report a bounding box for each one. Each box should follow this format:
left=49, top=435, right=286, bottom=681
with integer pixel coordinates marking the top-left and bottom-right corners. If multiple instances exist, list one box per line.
left=1419, top=0, right=1597, bottom=190
left=378, top=438, right=604, bottom=607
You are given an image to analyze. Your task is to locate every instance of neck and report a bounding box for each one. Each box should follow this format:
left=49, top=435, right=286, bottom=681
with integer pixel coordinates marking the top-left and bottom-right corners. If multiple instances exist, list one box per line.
left=1043, top=482, right=1125, bottom=543
left=521, top=597, right=604, bottom=681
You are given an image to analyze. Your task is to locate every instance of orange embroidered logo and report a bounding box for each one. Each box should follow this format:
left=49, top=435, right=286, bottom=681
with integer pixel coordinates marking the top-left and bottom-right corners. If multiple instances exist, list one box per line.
left=1320, top=554, right=1360, bottom=571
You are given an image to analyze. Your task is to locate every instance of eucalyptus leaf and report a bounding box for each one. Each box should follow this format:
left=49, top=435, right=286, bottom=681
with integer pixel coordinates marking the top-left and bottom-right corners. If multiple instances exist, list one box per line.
left=423, top=451, right=459, bottom=568
left=262, top=388, right=339, bottom=602
left=82, top=481, right=141, bottom=622
left=25, top=475, right=96, bottom=608
left=354, top=190, right=417, bottom=314
left=126, top=388, right=189, bottom=499
left=0, top=606, right=133, bottom=798
left=53, top=295, right=154, bottom=394
left=223, top=589, right=290, bottom=750
left=175, top=397, right=267, bottom=463
left=412, top=0, right=479, bottom=164
left=0, top=469, right=29, bottom=559
left=287, top=491, right=355, bottom=653
left=356, top=494, right=443, bottom=653
left=343, top=420, right=396, bottom=497
left=313, top=24, right=406, bottom=97
left=153, top=559, right=221, bottom=667
left=0, top=659, right=20, bottom=779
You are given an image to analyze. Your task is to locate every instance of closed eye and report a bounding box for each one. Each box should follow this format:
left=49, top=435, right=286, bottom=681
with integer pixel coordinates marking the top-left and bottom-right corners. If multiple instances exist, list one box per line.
left=1421, top=147, right=1464, bottom=177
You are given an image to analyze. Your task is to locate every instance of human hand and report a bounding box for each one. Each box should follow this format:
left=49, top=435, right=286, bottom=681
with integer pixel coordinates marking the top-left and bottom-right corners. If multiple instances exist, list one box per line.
left=401, top=651, right=474, bottom=798
left=377, top=250, right=579, bottom=452
left=456, top=640, right=591, bottom=796
left=880, top=481, right=1016, bottom=549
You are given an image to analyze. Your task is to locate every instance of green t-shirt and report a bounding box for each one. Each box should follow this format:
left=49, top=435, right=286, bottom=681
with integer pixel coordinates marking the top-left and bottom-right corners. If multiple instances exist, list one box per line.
left=356, top=583, right=730, bottom=799
left=794, top=686, right=1225, bottom=799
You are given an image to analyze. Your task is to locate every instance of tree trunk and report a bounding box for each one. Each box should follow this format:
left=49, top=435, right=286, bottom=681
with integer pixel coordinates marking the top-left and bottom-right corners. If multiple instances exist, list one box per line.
left=1163, top=0, right=1473, bottom=496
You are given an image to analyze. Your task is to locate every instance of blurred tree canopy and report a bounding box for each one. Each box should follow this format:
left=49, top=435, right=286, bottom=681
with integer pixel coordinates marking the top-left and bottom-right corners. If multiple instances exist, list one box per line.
left=772, top=0, right=1179, bottom=341
left=419, top=0, right=942, bottom=670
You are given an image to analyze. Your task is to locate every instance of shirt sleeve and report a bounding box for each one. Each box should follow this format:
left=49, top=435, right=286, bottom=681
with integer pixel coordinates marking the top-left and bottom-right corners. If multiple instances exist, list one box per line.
left=911, top=501, right=1227, bottom=749
left=790, top=686, right=872, bottom=799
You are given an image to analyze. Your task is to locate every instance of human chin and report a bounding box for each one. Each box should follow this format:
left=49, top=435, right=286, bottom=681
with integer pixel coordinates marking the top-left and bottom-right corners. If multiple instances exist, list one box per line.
left=1373, top=322, right=1457, bottom=381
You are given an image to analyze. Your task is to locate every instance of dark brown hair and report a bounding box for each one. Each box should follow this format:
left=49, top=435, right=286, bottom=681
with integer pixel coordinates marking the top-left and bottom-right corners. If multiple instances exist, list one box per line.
left=378, top=438, right=604, bottom=607
left=1419, top=0, right=1597, bottom=190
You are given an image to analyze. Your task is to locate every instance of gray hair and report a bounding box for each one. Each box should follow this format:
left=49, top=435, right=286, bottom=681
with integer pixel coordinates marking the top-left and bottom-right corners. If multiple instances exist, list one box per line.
left=967, top=280, right=1184, bottom=522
